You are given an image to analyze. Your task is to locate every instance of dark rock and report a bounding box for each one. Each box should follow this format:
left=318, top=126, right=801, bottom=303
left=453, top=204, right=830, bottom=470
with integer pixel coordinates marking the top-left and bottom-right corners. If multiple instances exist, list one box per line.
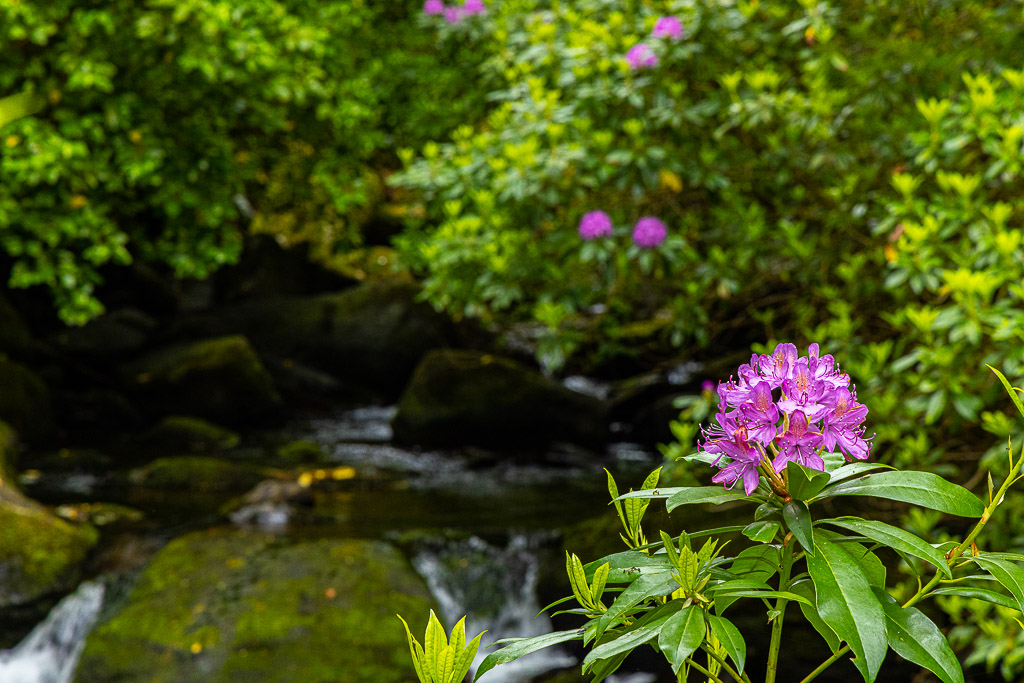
left=123, top=335, right=282, bottom=425
left=47, top=308, right=156, bottom=358
left=0, top=292, right=33, bottom=359
left=135, top=416, right=241, bottom=455
left=75, top=529, right=437, bottom=683
left=0, top=484, right=97, bottom=608
left=213, top=234, right=356, bottom=303
left=190, top=281, right=453, bottom=399
left=275, top=440, right=329, bottom=466
left=0, top=421, right=17, bottom=484
left=0, top=357, right=55, bottom=443
left=128, top=457, right=274, bottom=494
left=392, top=350, right=608, bottom=450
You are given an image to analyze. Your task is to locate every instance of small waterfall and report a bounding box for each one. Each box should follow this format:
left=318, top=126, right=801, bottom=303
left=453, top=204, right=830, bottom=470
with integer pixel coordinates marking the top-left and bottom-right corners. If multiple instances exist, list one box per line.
left=0, top=581, right=105, bottom=683
left=412, top=533, right=576, bottom=682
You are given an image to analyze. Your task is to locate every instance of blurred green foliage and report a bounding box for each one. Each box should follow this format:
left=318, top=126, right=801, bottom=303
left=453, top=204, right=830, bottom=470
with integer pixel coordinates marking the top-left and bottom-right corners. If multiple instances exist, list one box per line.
left=0, top=0, right=486, bottom=322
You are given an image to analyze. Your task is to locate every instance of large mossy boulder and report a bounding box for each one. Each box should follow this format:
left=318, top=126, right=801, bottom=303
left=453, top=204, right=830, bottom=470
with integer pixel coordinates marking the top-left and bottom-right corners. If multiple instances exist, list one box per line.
left=200, top=280, right=452, bottom=398
left=0, top=357, right=55, bottom=443
left=75, top=529, right=436, bottom=683
left=393, top=350, right=608, bottom=450
left=128, top=457, right=272, bottom=494
left=124, top=335, right=282, bottom=424
left=0, top=484, right=98, bottom=608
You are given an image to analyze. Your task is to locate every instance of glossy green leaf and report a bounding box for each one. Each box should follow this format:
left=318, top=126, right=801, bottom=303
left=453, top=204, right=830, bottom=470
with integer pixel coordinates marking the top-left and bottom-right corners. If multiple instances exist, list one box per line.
left=743, top=520, right=781, bottom=543
left=826, top=462, right=894, bottom=485
left=807, top=535, right=887, bottom=682
left=970, top=556, right=1024, bottom=612
left=595, top=573, right=680, bottom=640
left=707, top=614, right=746, bottom=673
left=396, top=614, right=429, bottom=683
left=787, top=461, right=832, bottom=500
left=928, top=586, right=1019, bottom=610
left=783, top=499, right=815, bottom=556
left=666, top=487, right=751, bottom=511
left=816, top=471, right=984, bottom=517
left=474, top=630, right=583, bottom=681
left=583, top=615, right=672, bottom=670
left=453, top=626, right=485, bottom=683
left=790, top=580, right=841, bottom=652
left=584, top=551, right=672, bottom=584
left=988, top=365, right=1024, bottom=421
left=658, top=604, right=707, bottom=673
left=874, top=589, right=964, bottom=683
left=820, top=517, right=951, bottom=577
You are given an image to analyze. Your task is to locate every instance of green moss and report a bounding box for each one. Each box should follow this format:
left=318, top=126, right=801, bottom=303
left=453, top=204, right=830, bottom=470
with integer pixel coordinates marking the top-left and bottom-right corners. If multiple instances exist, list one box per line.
left=142, top=416, right=241, bottom=454
left=275, top=440, right=327, bottom=466
left=76, top=529, right=436, bottom=683
left=129, top=457, right=272, bottom=494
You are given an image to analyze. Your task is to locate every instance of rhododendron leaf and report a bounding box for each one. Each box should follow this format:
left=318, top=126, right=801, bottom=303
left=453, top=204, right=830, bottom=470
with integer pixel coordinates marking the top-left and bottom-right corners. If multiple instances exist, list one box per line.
left=474, top=630, right=583, bottom=681
left=815, top=471, right=984, bottom=517
left=659, top=604, right=706, bottom=673
left=783, top=500, right=815, bottom=556
left=595, top=574, right=680, bottom=641
left=742, top=520, right=781, bottom=543
left=807, top=535, right=887, bottom=682
left=396, top=614, right=429, bottom=683
left=707, top=614, right=746, bottom=673
left=666, top=487, right=750, bottom=511
left=928, top=586, right=1019, bottom=610
left=873, top=589, right=964, bottom=683
left=969, top=556, right=1024, bottom=613
left=826, top=462, right=894, bottom=485
left=583, top=614, right=672, bottom=671
left=453, top=628, right=486, bottom=683
left=821, top=517, right=951, bottom=578
left=790, top=580, right=841, bottom=652
left=787, top=461, right=831, bottom=500
left=425, top=610, right=448, bottom=673
left=988, top=365, right=1024, bottom=421
left=584, top=551, right=672, bottom=584
left=615, top=487, right=688, bottom=501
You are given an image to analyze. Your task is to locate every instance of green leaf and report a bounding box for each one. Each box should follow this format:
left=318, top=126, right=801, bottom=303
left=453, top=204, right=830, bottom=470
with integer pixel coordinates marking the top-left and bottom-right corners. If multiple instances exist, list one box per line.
left=783, top=500, right=815, bottom=556
left=0, top=90, right=45, bottom=129
left=666, top=487, right=751, bottom=511
left=707, top=614, right=746, bottom=673
left=816, top=471, right=984, bottom=517
left=658, top=604, right=707, bottom=673
left=743, top=520, right=781, bottom=543
left=396, top=614, right=430, bottom=683
left=928, top=586, right=1019, bottom=610
left=595, top=574, right=680, bottom=641
left=827, top=462, right=894, bottom=485
left=790, top=580, right=841, bottom=652
left=820, top=517, right=951, bottom=578
left=437, top=644, right=455, bottom=683
left=787, top=461, right=832, bottom=500
left=615, top=487, right=701, bottom=501
left=584, top=551, right=672, bottom=584
left=807, top=535, right=887, bottom=682
left=970, top=556, right=1024, bottom=612
left=989, top=365, right=1024, bottom=421
left=474, top=630, right=582, bottom=681
left=424, top=610, right=448, bottom=678
left=583, top=615, right=672, bottom=670
left=606, top=469, right=627, bottom=530
left=453, top=627, right=485, bottom=683
left=591, top=562, right=610, bottom=606
left=567, top=552, right=591, bottom=608
left=874, top=589, right=964, bottom=683
left=730, top=545, right=780, bottom=581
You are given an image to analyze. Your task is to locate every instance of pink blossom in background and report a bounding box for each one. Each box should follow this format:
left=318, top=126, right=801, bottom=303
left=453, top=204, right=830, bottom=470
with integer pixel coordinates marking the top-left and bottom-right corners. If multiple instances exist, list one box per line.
left=625, top=43, right=658, bottom=70
left=423, top=0, right=445, bottom=15
left=463, top=0, right=486, bottom=15
left=631, top=216, right=667, bottom=248
left=652, top=16, right=684, bottom=40
left=444, top=6, right=464, bottom=23
left=578, top=210, right=614, bottom=240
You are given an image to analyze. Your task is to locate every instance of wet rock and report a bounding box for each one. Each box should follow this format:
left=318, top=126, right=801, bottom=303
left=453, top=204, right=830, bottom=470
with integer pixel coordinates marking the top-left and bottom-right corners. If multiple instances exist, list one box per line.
left=0, top=484, right=98, bottom=608
left=393, top=350, right=608, bottom=450
left=75, top=529, right=437, bottom=683
left=128, top=457, right=273, bottom=494
left=136, top=416, right=241, bottom=455
left=223, top=479, right=315, bottom=529
left=0, top=358, right=54, bottom=443
left=275, top=440, right=328, bottom=466
left=123, top=335, right=282, bottom=424
left=191, top=280, right=452, bottom=399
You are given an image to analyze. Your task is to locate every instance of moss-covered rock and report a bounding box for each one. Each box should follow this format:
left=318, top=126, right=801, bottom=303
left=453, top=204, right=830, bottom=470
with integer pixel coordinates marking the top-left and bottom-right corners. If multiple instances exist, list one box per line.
left=197, top=280, right=453, bottom=398
left=0, top=484, right=98, bottom=608
left=275, top=439, right=328, bottom=466
left=0, top=421, right=17, bottom=485
left=393, top=350, right=608, bottom=450
left=128, top=457, right=273, bottom=494
left=124, top=335, right=282, bottom=424
left=0, top=357, right=54, bottom=443
left=75, top=529, right=436, bottom=683
left=137, top=416, right=241, bottom=455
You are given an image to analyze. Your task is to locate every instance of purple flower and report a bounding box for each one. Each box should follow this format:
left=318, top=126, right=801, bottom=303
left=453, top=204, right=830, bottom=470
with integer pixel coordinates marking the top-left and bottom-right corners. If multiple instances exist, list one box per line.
left=632, top=216, right=667, bottom=248
left=701, top=380, right=716, bottom=395
left=625, top=43, right=658, bottom=70
left=698, top=342, right=871, bottom=494
left=423, top=0, right=445, bottom=15
left=463, top=0, right=485, bottom=14
left=652, top=16, right=684, bottom=40
left=578, top=210, right=613, bottom=240
left=444, top=6, right=464, bottom=23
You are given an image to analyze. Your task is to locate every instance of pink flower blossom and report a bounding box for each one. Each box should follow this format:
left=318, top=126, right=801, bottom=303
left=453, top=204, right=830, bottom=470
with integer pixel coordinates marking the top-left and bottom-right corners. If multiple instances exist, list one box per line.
left=652, top=16, right=684, bottom=40
left=444, top=6, right=464, bottom=23
left=463, top=0, right=485, bottom=14
left=578, top=210, right=613, bottom=240
left=631, top=216, right=667, bottom=248
left=423, top=0, right=445, bottom=15
left=625, top=43, right=658, bottom=70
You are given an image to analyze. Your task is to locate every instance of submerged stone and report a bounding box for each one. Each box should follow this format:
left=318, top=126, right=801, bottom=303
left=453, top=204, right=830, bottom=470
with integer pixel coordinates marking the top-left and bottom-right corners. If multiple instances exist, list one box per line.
left=75, top=529, right=437, bottom=683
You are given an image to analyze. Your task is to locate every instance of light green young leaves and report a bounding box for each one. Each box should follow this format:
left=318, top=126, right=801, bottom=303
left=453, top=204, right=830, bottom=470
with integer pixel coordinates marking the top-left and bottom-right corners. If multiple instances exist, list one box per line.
left=398, top=611, right=485, bottom=683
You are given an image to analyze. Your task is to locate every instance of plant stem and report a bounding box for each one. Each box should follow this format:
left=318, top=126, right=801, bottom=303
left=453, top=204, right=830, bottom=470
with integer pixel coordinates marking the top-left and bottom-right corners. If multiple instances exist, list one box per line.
left=701, top=645, right=751, bottom=683
left=797, top=645, right=851, bottom=683
left=765, top=538, right=795, bottom=683
left=686, top=658, right=727, bottom=683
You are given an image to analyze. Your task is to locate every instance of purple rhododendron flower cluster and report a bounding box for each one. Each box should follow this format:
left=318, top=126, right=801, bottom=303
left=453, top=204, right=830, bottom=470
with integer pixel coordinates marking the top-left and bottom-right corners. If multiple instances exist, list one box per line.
left=578, top=210, right=614, bottom=240
left=652, top=16, right=684, bottom=40
left=632, top=216, right=667, bottom=248
left=425, top=0, right=484, bottom=22
left=699, top=343, right=871, bottom=495
left=625, top=44, right=658, bottom=70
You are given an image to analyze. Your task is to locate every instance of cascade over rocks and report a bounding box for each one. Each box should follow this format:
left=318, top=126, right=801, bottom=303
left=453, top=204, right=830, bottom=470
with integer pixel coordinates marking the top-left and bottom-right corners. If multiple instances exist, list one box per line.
left=393, top=349, right=608, bottom=450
